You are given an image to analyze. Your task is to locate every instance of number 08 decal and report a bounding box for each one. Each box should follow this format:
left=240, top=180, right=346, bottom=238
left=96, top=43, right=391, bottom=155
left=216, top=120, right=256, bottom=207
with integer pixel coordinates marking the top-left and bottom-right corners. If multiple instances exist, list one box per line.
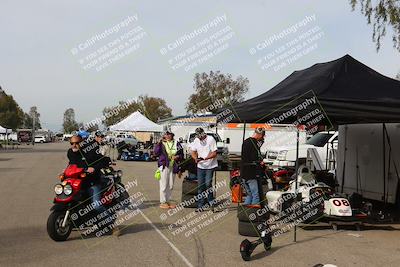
left=333, top=199, right=350, bottom=206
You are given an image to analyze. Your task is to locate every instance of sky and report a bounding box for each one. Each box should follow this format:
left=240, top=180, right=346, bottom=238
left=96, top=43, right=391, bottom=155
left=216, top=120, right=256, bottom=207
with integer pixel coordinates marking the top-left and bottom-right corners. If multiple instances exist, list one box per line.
left=1, top=0, right=399, bottom=132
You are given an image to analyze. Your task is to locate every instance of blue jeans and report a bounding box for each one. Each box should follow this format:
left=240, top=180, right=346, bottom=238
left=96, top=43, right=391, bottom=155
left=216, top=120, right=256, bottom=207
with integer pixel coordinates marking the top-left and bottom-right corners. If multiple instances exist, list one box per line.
left=197, top=168, right=215, bottom=208
left=244, top=179, right=259, bottom=205
left=88, top=184, right=109, bottom=216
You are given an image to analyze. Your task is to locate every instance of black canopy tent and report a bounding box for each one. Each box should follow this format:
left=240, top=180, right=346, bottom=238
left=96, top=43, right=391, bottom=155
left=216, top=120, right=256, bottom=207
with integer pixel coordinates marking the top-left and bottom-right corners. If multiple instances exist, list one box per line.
left=220, top=55, right=400, bottom=241
left=224, top=54, right=400, bottom=124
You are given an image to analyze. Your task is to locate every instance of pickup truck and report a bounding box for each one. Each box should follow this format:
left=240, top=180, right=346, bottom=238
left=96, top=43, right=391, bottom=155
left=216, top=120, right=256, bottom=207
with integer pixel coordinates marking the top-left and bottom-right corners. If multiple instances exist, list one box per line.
left=180, top=131, right=230, bottom=170
left=265, top=131, right=338, bottom=170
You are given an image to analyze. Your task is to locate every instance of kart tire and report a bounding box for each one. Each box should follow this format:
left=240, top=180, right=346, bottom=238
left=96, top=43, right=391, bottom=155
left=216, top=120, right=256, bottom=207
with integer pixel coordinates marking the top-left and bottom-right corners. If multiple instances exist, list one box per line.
left=263, top=235, right=273, bottom=251
left=182, top=179, right=198, bottom=195
left=47, top=211, right=72, bottom=242
left=238, top=221, right=262, bottom=237
left=181, top=193, right=198, bottom=208
left=237, top=204, right=269, bottom=223
left=240, top=239, right=252, bottom=261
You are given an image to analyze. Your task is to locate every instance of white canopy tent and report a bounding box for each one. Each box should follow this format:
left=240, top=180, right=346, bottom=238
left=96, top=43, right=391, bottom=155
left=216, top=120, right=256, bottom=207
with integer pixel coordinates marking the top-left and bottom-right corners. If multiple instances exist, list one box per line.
left=0, top=125, right=12, bottom=134
left=109, top=111, right=163, bottom=132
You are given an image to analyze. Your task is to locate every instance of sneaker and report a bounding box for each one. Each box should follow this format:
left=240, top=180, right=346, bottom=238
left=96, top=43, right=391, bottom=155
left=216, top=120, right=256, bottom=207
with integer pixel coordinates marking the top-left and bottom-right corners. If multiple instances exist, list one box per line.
left=160, top=203, right=169, bottom=209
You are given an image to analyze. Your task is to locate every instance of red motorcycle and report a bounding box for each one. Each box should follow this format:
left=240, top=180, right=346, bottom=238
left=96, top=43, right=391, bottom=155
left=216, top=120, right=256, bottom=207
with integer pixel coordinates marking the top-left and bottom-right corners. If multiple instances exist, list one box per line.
left=47, top=164, right=130, bottom=241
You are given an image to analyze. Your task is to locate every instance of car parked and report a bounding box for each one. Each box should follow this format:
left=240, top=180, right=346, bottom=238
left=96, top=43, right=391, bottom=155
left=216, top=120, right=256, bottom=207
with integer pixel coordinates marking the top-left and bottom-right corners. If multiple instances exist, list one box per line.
left=34, top=136, right=47, bottom=143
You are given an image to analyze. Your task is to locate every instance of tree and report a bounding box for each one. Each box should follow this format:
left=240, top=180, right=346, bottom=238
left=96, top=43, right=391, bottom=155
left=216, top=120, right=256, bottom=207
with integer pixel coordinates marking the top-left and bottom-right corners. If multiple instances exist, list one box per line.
left=186, top=71, right=249, bottom=113
left=0, top=88, right=24, bottom=129
left=102, top=95, right=172, bottom=126
left=63, top=108, right=78, bottom=133
left=23, top=106, right=42, bottom=130
left=137, top=95, right=172, bottom=122
left=103, top=100, right=141, bottom=126
left=350, top=0, right=400, bottom=52
left=86, top=123, right=99, bottom=132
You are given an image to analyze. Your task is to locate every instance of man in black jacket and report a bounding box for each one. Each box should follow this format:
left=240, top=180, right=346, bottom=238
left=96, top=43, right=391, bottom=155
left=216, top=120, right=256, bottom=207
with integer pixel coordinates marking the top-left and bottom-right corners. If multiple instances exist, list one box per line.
left=240, top=127, right=265, bottom=205
left=67, top=134, right=112, bottom=214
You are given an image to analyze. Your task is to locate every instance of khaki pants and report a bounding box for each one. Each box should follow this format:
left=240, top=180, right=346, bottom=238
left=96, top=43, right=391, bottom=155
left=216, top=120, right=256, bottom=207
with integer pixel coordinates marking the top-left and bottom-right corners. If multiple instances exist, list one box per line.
left=159, top=167, right=175, bottom=204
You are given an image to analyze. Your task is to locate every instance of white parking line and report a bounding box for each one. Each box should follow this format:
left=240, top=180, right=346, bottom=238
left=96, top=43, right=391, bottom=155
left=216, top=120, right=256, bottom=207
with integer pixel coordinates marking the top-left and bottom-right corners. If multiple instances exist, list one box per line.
left=139, top=210, right=194, bottom=267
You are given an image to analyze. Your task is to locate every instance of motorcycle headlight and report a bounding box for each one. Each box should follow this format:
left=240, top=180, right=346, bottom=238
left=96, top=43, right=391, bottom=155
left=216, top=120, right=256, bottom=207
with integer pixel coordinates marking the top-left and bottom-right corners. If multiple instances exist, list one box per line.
left=277, top=150, right=288, bottom=160
left=63, top=184, right=73, bottom=195
left=117, top=170, right=123, bottom=178
left=54, top=184, right=63, bottom=195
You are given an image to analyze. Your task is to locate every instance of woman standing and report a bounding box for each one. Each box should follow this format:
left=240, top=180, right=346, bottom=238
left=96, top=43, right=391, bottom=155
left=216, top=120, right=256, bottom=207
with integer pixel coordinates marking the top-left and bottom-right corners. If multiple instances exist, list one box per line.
left=154, top=131, right=183, bottom=209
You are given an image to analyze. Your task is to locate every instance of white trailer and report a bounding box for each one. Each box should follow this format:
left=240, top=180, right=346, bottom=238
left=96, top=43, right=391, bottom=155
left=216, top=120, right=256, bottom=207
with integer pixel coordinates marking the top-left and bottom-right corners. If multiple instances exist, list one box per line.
left=337, top=123, right=400, bottom=204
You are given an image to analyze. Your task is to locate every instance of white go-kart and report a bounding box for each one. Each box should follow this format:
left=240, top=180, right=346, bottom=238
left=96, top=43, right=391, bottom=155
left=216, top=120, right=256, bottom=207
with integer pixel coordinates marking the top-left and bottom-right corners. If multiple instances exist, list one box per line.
left=266, top=166, right=352, bottom=222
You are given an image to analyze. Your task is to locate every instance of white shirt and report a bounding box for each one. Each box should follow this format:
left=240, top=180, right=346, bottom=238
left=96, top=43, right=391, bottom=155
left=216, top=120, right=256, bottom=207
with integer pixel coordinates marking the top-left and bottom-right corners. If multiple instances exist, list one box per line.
left=190, top=135, right=218, bottom=169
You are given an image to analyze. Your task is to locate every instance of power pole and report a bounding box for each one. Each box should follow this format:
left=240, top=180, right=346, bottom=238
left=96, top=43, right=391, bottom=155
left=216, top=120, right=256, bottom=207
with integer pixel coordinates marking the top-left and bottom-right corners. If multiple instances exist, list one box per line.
left=32, top=114, right=35, bottom=146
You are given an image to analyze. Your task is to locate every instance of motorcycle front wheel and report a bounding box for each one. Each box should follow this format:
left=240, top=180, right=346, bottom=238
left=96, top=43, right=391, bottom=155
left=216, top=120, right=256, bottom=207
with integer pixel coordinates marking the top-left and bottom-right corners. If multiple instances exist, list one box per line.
left=47, top=211, right=72, bottom=241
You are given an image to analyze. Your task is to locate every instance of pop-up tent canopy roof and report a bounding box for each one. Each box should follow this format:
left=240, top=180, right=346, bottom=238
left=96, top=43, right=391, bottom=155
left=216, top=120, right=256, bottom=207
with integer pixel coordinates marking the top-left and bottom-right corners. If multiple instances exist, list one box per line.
left=224, top=55, right=400, bottom=125
left=0, top=125, right=12, bottom=134
left=109, top=111, right=163, bottom=132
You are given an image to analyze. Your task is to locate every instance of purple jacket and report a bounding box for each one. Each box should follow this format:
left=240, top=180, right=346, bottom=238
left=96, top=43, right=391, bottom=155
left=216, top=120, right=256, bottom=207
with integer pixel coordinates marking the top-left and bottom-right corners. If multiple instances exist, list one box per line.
left=154, top=141, right=184, bottom=174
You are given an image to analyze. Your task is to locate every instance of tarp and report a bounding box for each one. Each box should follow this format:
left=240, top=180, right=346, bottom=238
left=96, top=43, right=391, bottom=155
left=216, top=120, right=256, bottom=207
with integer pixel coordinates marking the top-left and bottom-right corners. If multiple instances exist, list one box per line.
left=0, top=125, right=12, bottom=134
left=109, top=111, right=163, bottom=132
left=223, top=55, right=400, bottom=125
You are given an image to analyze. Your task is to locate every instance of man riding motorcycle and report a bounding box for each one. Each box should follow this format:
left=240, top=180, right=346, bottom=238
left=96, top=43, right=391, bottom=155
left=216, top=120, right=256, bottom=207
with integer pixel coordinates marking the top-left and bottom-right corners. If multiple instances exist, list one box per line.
left=67, top=134, right=120, bottom=235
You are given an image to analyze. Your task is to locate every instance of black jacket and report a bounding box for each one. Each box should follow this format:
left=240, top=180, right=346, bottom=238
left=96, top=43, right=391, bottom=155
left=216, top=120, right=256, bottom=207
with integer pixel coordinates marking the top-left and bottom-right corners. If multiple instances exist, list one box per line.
left=240, top=137, right=263, bottom=180
left=67, top=140, right=111, bottom=185
left=80, top=140, right=110, bottom=171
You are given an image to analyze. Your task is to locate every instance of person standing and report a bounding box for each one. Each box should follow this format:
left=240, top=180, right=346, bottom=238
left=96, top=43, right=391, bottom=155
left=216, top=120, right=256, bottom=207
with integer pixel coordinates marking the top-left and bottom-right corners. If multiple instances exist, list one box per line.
left=190, top=128, right=218, bottom=211
left=154, top=131, right=183, bottom=209
left=241, top=127, right=266, bottom=206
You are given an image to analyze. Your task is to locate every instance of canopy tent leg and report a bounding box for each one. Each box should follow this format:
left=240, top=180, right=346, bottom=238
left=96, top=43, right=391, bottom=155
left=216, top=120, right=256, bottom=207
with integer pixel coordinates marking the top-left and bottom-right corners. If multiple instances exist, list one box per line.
left=383, top=123, right=386, bottom=206
left=325, top=129, right=330, bottom=169
left=242, top=122, right=246, bottom=142
left=383, top=125, right=400, bottom=208
left=341, top=125, right=348, bottom=193
left=293, top=127, right=300, bottom=242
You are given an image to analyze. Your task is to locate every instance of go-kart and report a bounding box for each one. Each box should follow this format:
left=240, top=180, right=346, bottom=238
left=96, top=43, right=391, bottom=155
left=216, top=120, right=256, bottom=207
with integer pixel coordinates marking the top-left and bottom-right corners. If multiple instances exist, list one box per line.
left=266, top=166, right=352, bottom=222
left=120, top=150, right=152, bottom=161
